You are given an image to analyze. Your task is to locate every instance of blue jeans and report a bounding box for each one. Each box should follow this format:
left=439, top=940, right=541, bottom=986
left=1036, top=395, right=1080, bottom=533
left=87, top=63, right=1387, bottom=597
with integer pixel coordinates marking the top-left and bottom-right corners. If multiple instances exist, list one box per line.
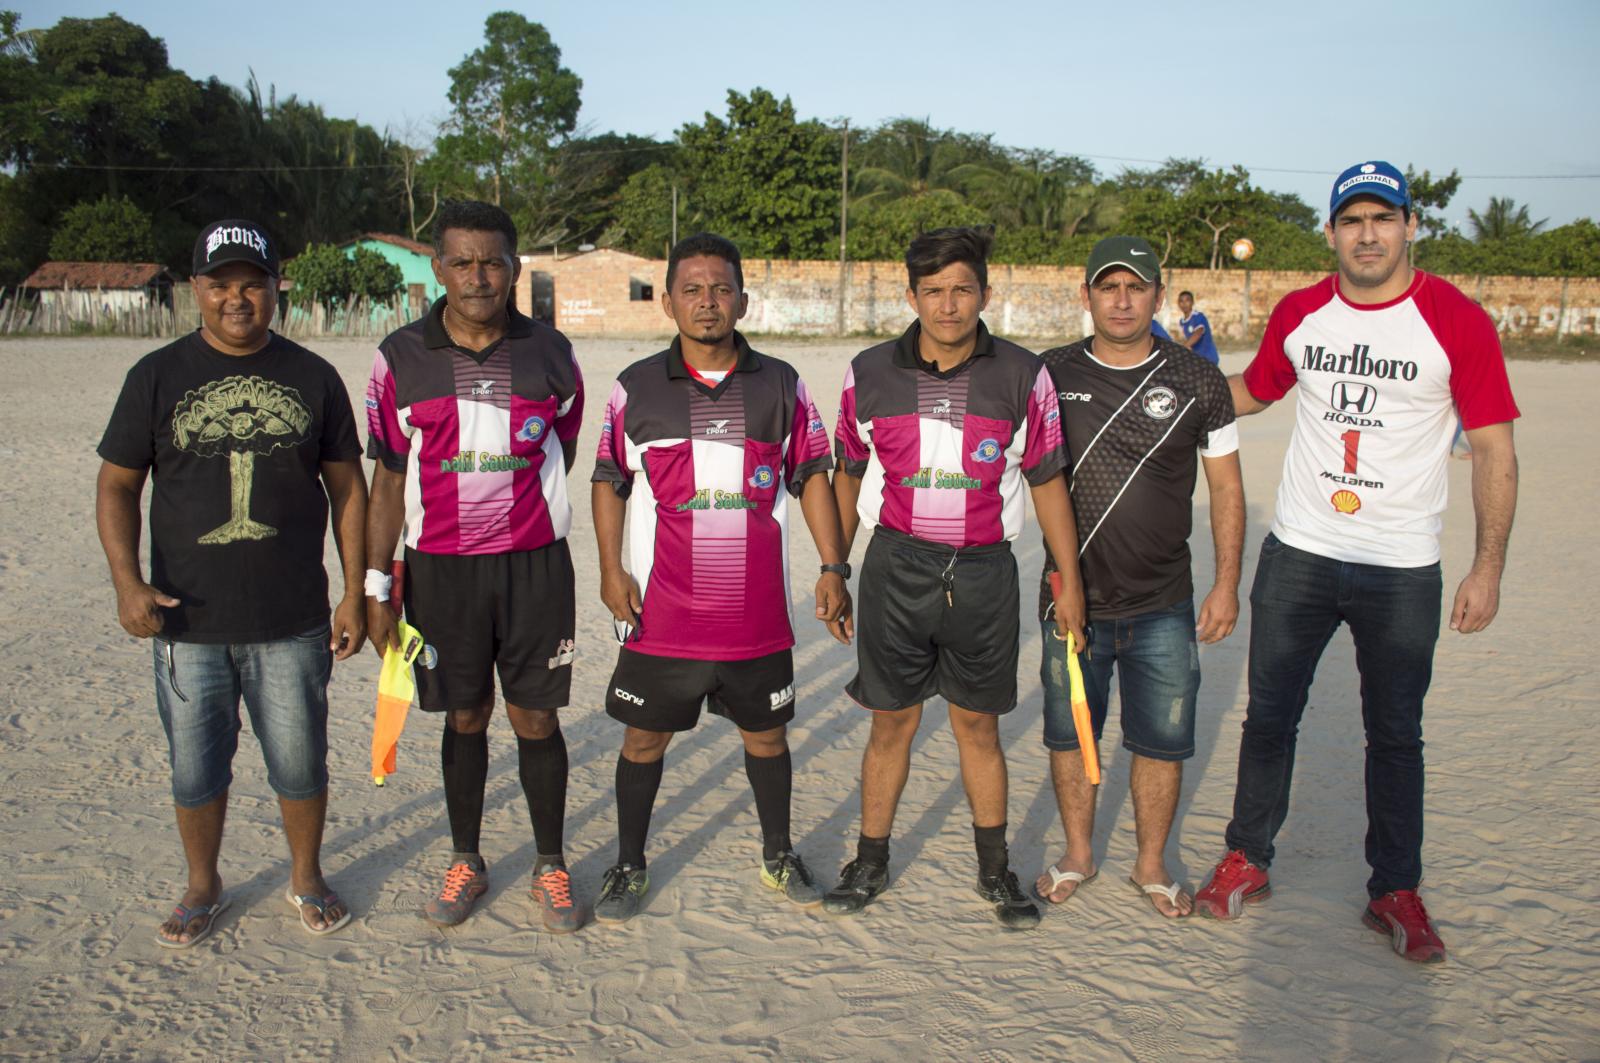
left=1224, top=534, right=1441, bottom=898
left=1039, top=600, right=1199, bottom=761
left=153, top=624, right=332, bottom=807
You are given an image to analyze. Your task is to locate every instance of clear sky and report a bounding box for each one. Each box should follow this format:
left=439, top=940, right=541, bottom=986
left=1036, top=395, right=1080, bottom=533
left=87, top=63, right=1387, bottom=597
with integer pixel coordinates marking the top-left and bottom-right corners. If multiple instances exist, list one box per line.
left=18, top=0, right=1600, bottom=229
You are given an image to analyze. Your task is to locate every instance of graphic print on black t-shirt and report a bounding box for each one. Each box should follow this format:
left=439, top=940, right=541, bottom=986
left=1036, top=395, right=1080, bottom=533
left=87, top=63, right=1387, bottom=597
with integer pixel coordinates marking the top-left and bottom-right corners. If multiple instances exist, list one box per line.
left=97, top=331, right=362, bottom=643
left=171, top=375, right=312, bottom=544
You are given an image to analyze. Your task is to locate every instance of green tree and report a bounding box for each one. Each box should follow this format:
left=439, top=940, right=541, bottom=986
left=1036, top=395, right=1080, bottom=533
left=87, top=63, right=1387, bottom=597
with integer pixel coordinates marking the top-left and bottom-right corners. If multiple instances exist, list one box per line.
left=848, top=191, right=989, bottom=261
left=1468, top=196, right=1547, bottom=242
left=607, top=163, right=689, bottom=259
left=48, top=195, right=157, bottom=261
left=1404, top=166, right=1462, bottom=239
left=677, top=88, right=839, bottom=259
left=0, top=172, right=43, bottom=283
left=850, top=118, right=1006, bottom=209
left=285, top=244, right=402, bottom=309
left=434, top=12, right=581, bottom=212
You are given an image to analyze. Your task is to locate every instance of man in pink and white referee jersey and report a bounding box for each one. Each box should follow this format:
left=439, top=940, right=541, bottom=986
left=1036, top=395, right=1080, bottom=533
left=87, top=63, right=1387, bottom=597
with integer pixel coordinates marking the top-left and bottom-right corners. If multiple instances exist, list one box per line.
left=365, top=201, right=585, bottom=931
left=1194, top=162, right=1520, bottom=964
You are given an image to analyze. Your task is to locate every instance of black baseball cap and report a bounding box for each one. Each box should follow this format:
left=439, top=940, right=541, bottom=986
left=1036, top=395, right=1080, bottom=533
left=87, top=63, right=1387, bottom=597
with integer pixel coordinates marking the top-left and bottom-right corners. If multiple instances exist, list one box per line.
left=192, top=219, right=280, bottom=276
left=1086, top=235, right=1160, bottom=285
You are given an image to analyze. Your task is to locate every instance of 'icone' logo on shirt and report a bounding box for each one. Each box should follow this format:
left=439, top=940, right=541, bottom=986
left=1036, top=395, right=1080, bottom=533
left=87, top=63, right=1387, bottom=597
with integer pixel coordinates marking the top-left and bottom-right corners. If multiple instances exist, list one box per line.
left=516, top=415, right=547, bottom=442
left=970, top=438, right=1002, bottom=463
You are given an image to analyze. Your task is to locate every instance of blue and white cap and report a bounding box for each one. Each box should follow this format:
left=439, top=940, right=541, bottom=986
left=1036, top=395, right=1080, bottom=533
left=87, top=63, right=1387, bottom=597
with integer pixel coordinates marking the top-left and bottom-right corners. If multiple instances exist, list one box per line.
left=1329, top=161, right=1409, bottom=219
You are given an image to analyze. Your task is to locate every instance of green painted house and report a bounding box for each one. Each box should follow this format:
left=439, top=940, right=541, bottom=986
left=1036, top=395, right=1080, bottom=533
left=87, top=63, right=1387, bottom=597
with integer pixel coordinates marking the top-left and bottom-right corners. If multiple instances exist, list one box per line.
left=337, top=232, right=442, bottom=318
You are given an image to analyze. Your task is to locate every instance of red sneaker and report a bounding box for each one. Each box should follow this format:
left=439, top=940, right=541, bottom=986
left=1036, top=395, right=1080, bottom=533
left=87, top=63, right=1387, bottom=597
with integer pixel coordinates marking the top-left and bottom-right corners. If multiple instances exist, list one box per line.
left=1193, top=849, right=1271, bottom=919
left=1363, top=890, right=1447, bottom=964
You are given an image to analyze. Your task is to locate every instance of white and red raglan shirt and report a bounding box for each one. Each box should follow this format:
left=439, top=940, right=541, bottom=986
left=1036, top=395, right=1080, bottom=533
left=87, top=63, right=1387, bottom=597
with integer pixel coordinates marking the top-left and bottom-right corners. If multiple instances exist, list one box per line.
left=366, top=300, right=584, bottom=555
left=1242, top=271, right=1519, bottom=567
left=835, top=322, right=1067, bottom=548
left=592, top=335, right=833, bottom=661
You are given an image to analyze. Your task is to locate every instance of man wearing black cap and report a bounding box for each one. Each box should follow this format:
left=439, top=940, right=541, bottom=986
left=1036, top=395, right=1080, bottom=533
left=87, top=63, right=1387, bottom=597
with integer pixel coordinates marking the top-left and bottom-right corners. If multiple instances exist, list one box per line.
left=1031, top=236, right=1243, bottom=918
left=1194, top=161, right=1521, bottom=964
left=96, top=220, right=368, bottom=946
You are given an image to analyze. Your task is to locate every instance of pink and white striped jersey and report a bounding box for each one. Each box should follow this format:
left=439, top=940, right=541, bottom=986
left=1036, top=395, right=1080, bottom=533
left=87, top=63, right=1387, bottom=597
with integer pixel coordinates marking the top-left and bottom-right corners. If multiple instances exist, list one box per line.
left=835, top=322, right=1067, bottom=548
left=366, top=301, right=583, bottom=555
left=593, top=336, right=833, bottom=661
left=1242, top=271, right=1519, bottom=567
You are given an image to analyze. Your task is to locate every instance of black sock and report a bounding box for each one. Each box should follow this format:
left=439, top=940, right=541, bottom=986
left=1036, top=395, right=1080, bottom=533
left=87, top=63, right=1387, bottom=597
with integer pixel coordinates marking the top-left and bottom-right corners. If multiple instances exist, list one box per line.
left=743, top=749, right=793, bottom=861
left=517, top=730, right=568, bottom=863
left=441, top=726, right=489, bottom=856
left=615, top=754, right=664, bottom=868
left=974, top=823, right=1009, bottom=879
left=856, top=834, right=890, bottom=867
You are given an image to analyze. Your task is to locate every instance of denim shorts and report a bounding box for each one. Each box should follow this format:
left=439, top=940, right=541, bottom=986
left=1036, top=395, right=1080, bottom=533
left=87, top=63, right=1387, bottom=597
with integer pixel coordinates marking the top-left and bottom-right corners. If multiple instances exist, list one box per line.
left=153, top=623, right=333, bottom=807
left=1039, top=600, right=1200, bottom=761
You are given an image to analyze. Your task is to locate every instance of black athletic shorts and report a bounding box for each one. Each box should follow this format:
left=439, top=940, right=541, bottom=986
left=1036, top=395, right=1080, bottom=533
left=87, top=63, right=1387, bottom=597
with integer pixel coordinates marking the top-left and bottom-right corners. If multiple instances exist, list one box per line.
left=605, top=647, right=795, bottom=733
left=403, top=541, right=576, bottom=712
left=846, top=526, right=1020, bottom=715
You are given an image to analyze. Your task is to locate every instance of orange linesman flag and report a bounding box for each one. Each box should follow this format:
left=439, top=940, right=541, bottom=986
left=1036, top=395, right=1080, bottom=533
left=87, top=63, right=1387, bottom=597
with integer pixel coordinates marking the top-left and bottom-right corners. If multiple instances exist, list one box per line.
left=1050, top=572, right=1101, bottom=786
left=371, top=620, right=425, bottom=786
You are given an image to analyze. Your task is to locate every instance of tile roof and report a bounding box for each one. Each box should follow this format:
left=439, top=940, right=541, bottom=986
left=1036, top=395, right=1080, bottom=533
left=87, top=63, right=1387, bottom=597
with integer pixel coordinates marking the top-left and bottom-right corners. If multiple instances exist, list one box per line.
left=22, top=261, right=174, bottom=289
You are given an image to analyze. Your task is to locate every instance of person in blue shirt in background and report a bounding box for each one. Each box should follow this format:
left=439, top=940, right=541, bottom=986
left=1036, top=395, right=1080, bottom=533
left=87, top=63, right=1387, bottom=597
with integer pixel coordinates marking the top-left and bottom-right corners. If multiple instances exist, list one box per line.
left=1178, top=291, right=1220, bottom=365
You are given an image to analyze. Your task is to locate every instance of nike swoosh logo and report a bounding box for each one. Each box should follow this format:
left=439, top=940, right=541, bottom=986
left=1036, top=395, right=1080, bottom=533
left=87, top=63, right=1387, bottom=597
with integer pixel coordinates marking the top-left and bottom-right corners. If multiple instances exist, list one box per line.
left=1129, top=249, right=1149, bottom=256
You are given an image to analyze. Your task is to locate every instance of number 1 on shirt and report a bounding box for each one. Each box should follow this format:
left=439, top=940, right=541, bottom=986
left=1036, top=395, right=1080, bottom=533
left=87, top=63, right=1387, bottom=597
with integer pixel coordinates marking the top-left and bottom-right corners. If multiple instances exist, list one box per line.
left=1341, top=429, right=1361, bottom=475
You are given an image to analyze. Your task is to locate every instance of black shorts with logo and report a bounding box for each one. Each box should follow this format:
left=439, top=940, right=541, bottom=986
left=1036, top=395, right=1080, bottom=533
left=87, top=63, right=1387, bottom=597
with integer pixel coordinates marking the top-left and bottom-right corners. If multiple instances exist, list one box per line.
left=606, top=647, right=795, bottom=733
left=403, top=540, right=576, bottom=712
left=846, top=526, right=1020, bottom=715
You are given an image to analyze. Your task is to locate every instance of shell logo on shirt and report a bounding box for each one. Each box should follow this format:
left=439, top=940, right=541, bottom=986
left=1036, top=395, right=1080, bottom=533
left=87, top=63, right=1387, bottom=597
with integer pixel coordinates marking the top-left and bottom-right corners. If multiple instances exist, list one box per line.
left=1330, top=489, right=1362, bottom=515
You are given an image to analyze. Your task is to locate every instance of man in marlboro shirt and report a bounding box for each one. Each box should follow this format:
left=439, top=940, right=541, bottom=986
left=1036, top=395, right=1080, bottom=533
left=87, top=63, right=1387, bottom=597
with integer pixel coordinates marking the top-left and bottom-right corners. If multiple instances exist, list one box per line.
left=590, top=233, right=852, bottom=924
left=1194, top=161, right=1521, bottom=964
left=825, top=226, right=1088, bottom=930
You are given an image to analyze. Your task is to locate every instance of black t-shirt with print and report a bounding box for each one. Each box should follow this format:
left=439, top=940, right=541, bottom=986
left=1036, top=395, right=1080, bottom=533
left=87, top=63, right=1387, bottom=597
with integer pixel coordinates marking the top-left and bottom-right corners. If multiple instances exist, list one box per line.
left=98, top=331, right=362, bottom=642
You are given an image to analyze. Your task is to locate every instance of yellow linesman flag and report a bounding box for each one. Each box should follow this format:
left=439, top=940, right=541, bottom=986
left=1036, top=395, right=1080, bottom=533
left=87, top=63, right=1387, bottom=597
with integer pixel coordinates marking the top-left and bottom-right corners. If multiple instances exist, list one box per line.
left=371, top=621, right=425, bottom=786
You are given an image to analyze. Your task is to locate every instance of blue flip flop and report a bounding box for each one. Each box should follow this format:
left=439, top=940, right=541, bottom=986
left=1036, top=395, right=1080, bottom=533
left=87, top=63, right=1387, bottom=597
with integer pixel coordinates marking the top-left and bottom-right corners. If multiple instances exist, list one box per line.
left=285, top=884, right=353, bottom=936
left=155, top=892, right=231, bottom=949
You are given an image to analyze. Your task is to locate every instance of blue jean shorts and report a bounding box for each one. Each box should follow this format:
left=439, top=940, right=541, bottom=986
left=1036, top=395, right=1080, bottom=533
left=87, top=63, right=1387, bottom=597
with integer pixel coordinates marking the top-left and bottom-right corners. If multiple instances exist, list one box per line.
left=153, top=624, right=332, bottom=807
left=1039, top=600, right=1199, bottom=761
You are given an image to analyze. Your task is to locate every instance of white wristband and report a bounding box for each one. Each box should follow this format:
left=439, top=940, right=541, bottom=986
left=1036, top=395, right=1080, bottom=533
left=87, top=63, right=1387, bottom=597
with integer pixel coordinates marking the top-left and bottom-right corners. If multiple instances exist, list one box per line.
left=364, top=568, right=393, bottom=601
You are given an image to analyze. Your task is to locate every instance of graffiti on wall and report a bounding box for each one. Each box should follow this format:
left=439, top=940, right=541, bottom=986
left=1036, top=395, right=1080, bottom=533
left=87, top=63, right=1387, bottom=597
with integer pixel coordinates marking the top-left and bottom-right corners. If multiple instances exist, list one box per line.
left=1492, top=305, right=1600, bottom=334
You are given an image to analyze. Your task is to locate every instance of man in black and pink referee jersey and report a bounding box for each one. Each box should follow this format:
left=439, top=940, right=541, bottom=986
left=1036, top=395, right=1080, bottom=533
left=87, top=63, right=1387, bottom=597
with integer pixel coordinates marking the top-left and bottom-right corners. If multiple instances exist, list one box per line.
left=589, top=233, right=852, bottom=923
left=365, top=201, right=585, bottom=932
left=825, top=227, right=1089, bottom=929
left=1194, top=161, right=1521, bottom=964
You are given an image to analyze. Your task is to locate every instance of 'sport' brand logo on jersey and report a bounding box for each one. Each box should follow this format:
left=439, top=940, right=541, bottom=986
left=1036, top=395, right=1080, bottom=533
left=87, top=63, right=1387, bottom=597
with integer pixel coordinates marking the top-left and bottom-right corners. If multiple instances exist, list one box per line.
left=970, top=438, right=1002, bottom=463
left=472, top=379, right=495, bottom=396
left=1330, top=489, right=1362, bottom=514
left=769, top=684, right=795, bottom=710
left=516, top=415, right=547, bottom=443
left=1143, top=387, right=1177, bottom=420
left=705, top=419, right=730, bottom=435
left=1330, top=381, right=1377, bottom=415
left=614, top=687, right=645, bottom=706
left=748, top=465, right=775, bottom=489
left=930, top=398, right=952, bottom=417
left=1302, top=343, right=1418, bottom=381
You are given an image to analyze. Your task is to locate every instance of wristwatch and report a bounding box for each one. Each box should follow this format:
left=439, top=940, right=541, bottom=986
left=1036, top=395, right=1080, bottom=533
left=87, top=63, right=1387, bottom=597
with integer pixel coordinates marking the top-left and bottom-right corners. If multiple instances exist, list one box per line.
left=820, top=563, right=852, bottom=579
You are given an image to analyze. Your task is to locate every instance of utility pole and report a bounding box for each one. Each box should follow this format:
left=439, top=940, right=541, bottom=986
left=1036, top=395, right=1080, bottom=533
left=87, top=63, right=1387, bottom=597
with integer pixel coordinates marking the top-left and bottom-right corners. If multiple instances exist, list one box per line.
left=671, top=184, right=678, bottom=250
left=837, top=118, right=850, bottom=336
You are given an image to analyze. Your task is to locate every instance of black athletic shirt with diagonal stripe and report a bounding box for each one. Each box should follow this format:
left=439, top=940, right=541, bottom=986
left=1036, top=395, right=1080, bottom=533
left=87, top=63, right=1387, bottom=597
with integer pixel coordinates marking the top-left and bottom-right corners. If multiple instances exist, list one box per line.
left=1038, top=337, right=1235, bottom=622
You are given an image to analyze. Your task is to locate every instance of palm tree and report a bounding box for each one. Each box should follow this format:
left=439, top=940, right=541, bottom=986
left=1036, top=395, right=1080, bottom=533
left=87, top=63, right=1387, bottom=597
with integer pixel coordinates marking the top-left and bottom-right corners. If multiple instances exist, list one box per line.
left=1467, top=197, right=1547, bottom=242
left=849, top=118, right=1002, bottom=208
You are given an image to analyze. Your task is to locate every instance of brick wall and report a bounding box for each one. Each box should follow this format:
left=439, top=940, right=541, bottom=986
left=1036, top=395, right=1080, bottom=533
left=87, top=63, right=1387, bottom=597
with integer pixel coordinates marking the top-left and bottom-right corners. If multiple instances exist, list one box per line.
left=522, top=251, right=1600, bottom=341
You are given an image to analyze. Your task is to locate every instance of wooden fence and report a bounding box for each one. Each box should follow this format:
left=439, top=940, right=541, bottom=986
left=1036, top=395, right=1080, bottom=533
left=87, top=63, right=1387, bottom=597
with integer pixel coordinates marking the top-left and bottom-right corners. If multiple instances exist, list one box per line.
left=0, top=287, right=425, bottom=339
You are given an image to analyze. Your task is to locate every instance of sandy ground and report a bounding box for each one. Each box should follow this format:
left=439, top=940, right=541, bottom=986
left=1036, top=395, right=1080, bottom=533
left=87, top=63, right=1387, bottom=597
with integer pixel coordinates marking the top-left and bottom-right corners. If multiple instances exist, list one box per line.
left=0, top=333, right=1595, bottom=1063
